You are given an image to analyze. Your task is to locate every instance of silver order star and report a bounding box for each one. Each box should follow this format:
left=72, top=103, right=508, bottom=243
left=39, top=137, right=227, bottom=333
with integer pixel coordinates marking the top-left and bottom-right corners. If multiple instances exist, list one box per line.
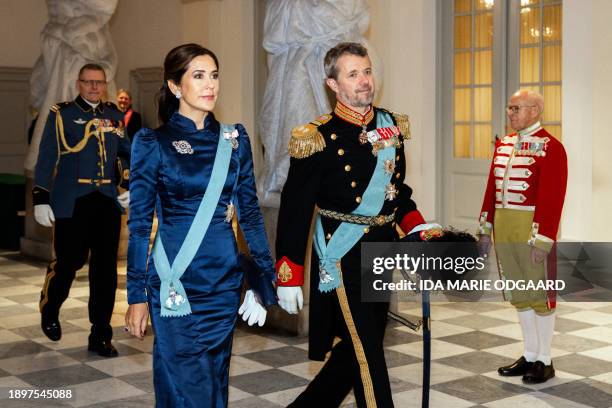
left=385, top=183, right=398, bottom=201
left=383, top=159, right=396, bottom=175
left=172, top=140, right=194, bottom=154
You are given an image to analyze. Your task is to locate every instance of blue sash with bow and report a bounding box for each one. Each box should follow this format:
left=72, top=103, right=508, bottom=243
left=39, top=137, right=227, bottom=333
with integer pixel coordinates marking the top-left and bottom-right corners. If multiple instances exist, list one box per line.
left=314, top=112, right=395, bottom=292
left=152, top=124, right=235, bottom=317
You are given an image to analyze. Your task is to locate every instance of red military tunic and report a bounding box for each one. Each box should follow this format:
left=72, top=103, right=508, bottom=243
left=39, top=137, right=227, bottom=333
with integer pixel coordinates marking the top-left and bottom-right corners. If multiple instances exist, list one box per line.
left=479, top=122, right=568, bottom=252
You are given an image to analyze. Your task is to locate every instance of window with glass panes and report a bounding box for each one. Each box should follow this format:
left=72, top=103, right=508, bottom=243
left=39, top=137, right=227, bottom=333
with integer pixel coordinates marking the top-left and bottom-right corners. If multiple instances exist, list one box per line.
left=453, top=0, right=495, bottom=159
left=518, top=0, right=562, bottom=139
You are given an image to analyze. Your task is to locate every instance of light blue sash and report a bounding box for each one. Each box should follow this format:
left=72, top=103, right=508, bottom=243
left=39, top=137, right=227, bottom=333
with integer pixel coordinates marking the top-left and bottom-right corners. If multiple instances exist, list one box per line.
left=314, top=112, right=395, bottom=292
left=153, top=124, right=235, bottom=317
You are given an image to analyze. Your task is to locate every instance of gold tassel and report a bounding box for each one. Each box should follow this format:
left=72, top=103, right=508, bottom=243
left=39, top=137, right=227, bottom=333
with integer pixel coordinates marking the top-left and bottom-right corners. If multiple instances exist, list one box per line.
left=288, top=123, right=326, bottom=159
left=392, top=112, right=411, bottom=140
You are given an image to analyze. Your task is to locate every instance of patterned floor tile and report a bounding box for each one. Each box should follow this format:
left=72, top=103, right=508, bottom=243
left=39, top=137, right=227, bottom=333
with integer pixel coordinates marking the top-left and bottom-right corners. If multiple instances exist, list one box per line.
left=440, top=330, right=518, bottom=350
left=431, top=375, right=530, bottom=404
left=436, top=351, right=515, bottom=374
left=568, top=326, right=612, bottom=344
left=277, top=360, right=326, bottom=380
left=0, top=340, right=53, bottom=359
left=231, top=334, right=287, bottom=355
left=553, top=353, right=612, bottom=377
left=17, top=364, right=110, bottom=388
left=540, top=379, right=612, bottom=408
left=480, top=323, right=524, bottom=340
left=68, top=378, right=146, bottom=407
left=384, top=348, right=422, bottom=368
left=229, top=368, right=310, bottom=395
left=441, top=315, right=512, bottom=331
left=117, top=370, right=155, bottom=394
left=240, top=346, right=309, bottom=368
left=389, top=339, right=474, bottom=360
left=229, top=355, right=273, bottom=377
left=0, top=351, right=80, bottom=375
left=483, top=391, right=595, bottom=408
left=560, top=310, right=612, bottom=326
left=85, top=353, right=152, bottom=377
left=389, top=362, right=476, bottom=386
left=393, top=388, right=475, bottom=408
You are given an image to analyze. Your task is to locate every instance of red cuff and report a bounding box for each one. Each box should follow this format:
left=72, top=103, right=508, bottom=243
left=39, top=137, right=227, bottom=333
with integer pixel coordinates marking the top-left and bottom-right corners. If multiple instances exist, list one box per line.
left=275, top=256, right=304, bottom=286
left=399, top=210, right=426, bottom=234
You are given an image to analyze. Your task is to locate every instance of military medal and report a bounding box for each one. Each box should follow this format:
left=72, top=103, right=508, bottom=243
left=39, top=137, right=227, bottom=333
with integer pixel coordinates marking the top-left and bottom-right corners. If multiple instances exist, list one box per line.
left=385, top=183, right=398, bottom=201
left=224, top=201, right=235, bottom=223
left=359, top=125, right=368, bottom=144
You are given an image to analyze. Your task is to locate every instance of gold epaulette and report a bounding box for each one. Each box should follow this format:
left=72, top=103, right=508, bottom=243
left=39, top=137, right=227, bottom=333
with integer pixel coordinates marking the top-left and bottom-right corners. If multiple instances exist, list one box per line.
left=288, top=114, right=332, bottom=159
left=392, top=112, right=411, bottom=140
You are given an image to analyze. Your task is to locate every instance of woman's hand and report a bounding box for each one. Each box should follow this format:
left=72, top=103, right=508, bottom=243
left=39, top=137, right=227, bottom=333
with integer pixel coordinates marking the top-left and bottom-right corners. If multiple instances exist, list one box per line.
left=125, top=303, right=149, bottom=340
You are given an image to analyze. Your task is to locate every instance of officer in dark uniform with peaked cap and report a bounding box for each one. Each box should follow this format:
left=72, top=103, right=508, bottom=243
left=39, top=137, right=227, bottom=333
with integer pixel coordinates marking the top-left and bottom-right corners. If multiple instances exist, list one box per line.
left=275, top=43, right=431, bottom=407
left=33, top=63, right=131, bottom=357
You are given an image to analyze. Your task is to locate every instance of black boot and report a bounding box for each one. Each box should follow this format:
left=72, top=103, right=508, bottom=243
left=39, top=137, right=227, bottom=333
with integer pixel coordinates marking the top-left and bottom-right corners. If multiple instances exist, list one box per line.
left=523, top=361, right=555, bottom=384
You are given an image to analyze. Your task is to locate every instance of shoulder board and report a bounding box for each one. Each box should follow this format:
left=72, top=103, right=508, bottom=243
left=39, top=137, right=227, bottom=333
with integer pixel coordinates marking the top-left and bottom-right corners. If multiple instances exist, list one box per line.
left=50, top=101, right=71, bottom=113
left=104, top=101, right=119, bottom=110
left=391, top=112, right=411, bottom=140
left=288, top=114, right=331, bottom=159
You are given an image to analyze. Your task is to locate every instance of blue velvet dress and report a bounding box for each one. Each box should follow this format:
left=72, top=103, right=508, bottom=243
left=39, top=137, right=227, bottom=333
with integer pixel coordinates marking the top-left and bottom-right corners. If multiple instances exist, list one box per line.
left=126, top=112, right=275, bottom=408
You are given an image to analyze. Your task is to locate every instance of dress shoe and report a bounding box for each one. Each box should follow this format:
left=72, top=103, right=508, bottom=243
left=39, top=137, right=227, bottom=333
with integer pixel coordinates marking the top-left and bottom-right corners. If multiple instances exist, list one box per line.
left=41, top=319, right=62, bottom=341
left=523, top=360, right=555, bottom=384
left=498, top=356, right=534, bottom=376
left=88, top=340, right=118, bottom=357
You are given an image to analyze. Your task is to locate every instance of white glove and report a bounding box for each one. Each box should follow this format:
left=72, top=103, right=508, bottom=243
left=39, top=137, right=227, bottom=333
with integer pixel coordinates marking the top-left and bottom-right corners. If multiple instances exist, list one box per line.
left=34, top=204, right=55, bottom=227
left=238, top=290, right=267, bottom=326
left=117, top=191, right=130, bottom=209
left=277, top=286, right=303, bottom=315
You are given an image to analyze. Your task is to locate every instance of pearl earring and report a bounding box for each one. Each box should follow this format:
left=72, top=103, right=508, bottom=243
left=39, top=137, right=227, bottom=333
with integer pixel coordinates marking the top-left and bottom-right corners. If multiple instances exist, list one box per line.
left=175, top=90, right=181, bottom=99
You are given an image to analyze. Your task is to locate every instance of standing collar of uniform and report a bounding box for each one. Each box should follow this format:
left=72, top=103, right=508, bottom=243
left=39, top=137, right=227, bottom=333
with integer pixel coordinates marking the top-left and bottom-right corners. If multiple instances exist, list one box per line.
left=334, top=101, right=374, bottom=127
left=169, top=110, right=218, bottom=133
left=517, top=121, right=542, bottom=138
left=75, top=95, right=104, bottom=113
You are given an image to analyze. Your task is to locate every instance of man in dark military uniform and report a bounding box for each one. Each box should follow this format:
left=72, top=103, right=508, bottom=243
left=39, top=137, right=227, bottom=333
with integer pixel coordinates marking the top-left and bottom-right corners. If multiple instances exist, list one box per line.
left=275, top=43, right=429, bottom=407
left=33, top=63, right=131, bottom=357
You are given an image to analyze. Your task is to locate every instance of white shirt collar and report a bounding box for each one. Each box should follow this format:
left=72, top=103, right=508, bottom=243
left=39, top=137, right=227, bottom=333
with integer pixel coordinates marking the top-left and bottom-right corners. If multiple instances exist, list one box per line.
left=518, top=121, right=542, bottom=138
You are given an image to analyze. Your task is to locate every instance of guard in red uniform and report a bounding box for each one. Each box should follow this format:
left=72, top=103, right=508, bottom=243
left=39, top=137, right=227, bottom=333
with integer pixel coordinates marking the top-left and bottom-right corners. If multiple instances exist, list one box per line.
left=478, top=89, right=567, bottom=384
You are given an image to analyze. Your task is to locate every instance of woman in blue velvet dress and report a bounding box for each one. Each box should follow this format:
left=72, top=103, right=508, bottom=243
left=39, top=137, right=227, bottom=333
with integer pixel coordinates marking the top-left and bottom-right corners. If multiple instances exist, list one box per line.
left=125, top=44, right=275, bottom=407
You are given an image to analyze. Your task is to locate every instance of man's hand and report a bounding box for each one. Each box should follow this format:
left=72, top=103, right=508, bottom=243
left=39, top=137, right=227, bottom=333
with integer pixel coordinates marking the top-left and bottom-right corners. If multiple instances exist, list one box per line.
left=477, top=235, right=492, bottom=258
left=238, top=290, right=267, bottom=326
left=125, top=303, right=149, bottom=340
left=34, top=204, right=55, bottom=227
left=277, top=286, right=303, bottom=315
left=531, top=246, right=547, bottom=264
left=117, top=191, right=130, bottom=209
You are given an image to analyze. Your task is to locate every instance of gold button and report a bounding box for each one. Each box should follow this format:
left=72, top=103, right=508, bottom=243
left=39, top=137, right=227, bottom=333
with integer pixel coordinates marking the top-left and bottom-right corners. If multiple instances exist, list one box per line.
left=326, top=233, right=332, bottom=239
left=331, top=133, right=337, bottom=140
left=338, top=149, right=344, bottom=156
left=395, top=173, right=401, bottom=179
left=351, top=181, right=357, bottom=188
left=363, top=227, right=369, bottom=233
left=355, top=196, right=362, bottom=203
left=396, top=155, right=400, bottom=161
left=344, top=165, right=351, bottom=172
left=392, top=222, right=396, bottom=227
left=97, top=173, right=101, bottom=176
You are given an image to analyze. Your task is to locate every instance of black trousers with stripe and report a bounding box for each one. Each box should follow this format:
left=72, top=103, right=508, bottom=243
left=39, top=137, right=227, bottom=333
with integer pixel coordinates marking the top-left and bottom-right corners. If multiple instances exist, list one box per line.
left=288, top=284, right=393, bottom=408
left=40, top=191, right=121, bottom=342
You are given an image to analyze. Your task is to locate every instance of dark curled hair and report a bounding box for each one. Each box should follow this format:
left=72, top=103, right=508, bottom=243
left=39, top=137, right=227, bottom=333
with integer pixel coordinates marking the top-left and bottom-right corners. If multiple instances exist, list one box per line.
left=324, top=42, right=368, bottom=80
left=157, top=43, right=219, bottom=124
